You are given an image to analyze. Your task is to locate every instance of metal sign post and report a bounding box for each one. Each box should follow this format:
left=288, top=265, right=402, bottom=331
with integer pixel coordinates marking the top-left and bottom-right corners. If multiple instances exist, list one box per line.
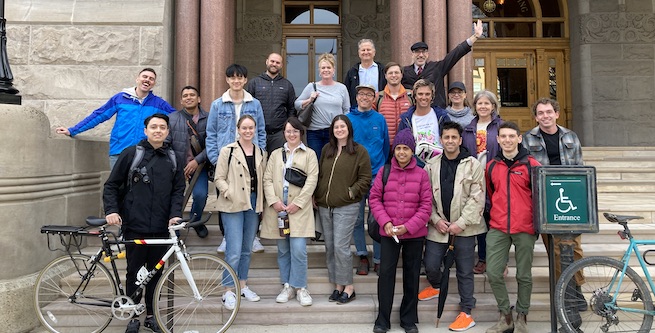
left=532, top=166, right=599, bottom=333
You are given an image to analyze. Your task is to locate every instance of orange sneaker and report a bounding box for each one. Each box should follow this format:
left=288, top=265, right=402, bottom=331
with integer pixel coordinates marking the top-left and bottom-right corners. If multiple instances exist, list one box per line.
left=448, top=312, right=476, bottom=331
left=418, top=286, right=440, bottom=301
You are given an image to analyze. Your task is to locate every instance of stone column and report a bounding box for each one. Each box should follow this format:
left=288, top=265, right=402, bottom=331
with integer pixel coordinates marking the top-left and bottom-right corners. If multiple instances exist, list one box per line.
left=390, top=0, right=422, bottom=65
left=423, top=0, right=447, bottom=61
left=174, top=0, right=200, bottom=101
left=200, top=1, right=234, bottom=110
left=447, top=0, right=473, bottom=94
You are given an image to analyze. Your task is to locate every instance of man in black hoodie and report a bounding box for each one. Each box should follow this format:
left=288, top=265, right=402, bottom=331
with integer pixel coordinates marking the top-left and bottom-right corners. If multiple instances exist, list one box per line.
left=246, top=53, right=296, bottom=153
left=103, top=113, right=185, bottom=333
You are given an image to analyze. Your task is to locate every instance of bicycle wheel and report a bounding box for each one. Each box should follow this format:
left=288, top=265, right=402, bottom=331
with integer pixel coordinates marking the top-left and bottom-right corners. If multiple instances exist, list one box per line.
left=154, top=253, right=240, bottom=333
left=555, top=256, right=654, bottom=333
left=34, top=254, right=117, bottom=333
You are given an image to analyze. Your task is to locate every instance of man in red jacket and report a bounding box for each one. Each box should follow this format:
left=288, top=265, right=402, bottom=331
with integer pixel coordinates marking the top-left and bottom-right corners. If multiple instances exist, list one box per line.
left=484, top=121, right=540, bottom=333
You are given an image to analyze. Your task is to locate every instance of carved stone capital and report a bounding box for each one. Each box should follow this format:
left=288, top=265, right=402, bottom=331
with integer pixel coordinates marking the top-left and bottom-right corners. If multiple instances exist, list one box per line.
left=580, top=12, right=655, bottom=43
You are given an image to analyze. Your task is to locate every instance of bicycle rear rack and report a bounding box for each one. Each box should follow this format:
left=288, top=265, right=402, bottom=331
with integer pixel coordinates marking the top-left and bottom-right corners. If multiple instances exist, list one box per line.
left=40, top=225, right=92, bottom=254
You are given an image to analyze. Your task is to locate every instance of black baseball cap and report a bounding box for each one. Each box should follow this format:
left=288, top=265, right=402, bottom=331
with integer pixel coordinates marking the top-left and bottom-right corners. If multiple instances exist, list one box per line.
left=448, top=81, right=466, bottom=92
left=411, top=42, right=429, bottom=51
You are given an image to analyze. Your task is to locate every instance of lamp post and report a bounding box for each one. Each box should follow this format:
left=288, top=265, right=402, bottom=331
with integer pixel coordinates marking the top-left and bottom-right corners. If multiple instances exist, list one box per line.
left=0, top=0, right=21, bottom=105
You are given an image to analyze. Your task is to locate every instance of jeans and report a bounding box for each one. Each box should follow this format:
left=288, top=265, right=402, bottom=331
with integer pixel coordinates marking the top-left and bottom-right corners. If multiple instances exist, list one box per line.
left=277, top=237, right=309, bottom=288
left=319, top=202, right=359, bottom=286
left=306, top=128, right=330, bottom=160
left=476, top=211, right=491, bottom=261
left=109, top=154, right=120, bottom=170
left=354, top=190, right=381, bottom=263
left=424, top=237, right=477, bottom=313
left=189, top=168, right=209, bottom=222
left=486, top=229, right=537, bottom=315
left=221, top=192, right=259, bottom=286
left=376, top=236, right=423, bottom=330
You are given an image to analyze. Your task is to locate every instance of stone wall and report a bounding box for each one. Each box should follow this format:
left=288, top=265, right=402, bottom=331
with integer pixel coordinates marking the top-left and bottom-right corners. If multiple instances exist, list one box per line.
left=569, top=0, right=655, bottom=146
left=6, top=0, right=176, bottom=142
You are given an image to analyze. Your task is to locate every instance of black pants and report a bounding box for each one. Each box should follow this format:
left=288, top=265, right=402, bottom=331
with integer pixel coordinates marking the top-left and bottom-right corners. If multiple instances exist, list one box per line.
left=124, top=230, right=169, bottom=316
left=375, top=236, right=424, bottom=330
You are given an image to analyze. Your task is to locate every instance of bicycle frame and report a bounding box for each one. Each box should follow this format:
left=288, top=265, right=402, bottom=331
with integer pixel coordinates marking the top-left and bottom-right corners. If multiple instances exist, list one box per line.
left=607, top=237, right=655, bottom=316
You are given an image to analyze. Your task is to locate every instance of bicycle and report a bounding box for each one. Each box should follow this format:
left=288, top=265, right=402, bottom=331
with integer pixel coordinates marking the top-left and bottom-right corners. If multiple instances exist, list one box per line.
left=555, top=212, right=655, bottom=333
left=34, top=214, right=240, bottom=333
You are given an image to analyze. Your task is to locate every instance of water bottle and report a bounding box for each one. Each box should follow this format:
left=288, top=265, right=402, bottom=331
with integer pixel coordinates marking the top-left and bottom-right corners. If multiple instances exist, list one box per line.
left=278, top=211, right=290, bottom=237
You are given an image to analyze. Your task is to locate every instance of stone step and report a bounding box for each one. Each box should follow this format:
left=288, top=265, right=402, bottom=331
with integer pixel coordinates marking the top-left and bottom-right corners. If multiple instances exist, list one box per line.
left=596, top=180, right=655, bottom=193
left=582, top=147, right=655, bottom=159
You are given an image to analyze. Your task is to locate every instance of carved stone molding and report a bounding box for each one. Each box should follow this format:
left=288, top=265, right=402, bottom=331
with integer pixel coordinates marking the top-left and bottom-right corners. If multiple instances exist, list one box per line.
left=343, top=14, right=391, bottom=42
left=580, top=12, right=655, bottom=43
left=237, top=15, right=282, bottom=43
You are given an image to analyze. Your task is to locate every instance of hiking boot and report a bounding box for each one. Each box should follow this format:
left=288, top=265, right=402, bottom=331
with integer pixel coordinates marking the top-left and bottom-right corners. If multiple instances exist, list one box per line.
left=275, top=283, right=295, bottom=303
left=144, top=316, right=163, bottom=333
left=252, top=237, right=265, bottom=253
left=296, top=288, right=313, bottom=306
left=418, top=286, right=440, bottom=301
left=473, top=261, right=486, bottom=274
left=485, top=312, right=513, bottom=333
left=357, top=257, right=370, bottom=275
left=125, top=318, right=140, bottom=333
left=241, top=286, right=261, bottom=302
left=514, top=313, right=528, bottom=333
left=449, top=312, right=476, bottom=331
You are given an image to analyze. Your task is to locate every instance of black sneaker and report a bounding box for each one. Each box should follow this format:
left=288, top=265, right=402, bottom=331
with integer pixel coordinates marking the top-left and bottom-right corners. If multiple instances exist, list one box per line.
left=125, top=319, right=140, bottom=333
left=144, top=316, right=164, bottom=333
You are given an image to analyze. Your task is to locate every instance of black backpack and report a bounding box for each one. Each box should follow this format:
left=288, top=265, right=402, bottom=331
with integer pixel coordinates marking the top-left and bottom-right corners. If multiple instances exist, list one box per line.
left=127, top=145, right=177, bottom=187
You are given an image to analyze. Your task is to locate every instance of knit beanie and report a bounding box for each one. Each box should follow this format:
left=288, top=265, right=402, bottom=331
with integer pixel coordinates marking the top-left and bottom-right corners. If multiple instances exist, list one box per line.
left=393, top=128, right=416, bottom=152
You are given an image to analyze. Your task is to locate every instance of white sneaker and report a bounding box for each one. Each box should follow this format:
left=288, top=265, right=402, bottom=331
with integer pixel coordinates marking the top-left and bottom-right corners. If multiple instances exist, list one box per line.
left=252, top=237, right=265, bottom=253
left=296, top=288, right=313, bottom=306
left=217, top=238, right=226, bottom=253
left=241, top=286, right=261, bottom=302
left=222, top=290, right=236, bottom=310
left=275, top=283, right=295, bottom=303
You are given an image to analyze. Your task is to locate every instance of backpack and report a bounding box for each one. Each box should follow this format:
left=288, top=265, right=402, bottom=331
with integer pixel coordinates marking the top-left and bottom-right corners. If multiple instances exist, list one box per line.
left=376, top=90, right=414, bottom=110
left=127, top=145, right=177, bottom=187
left=367, top=164, right=391, bottom=243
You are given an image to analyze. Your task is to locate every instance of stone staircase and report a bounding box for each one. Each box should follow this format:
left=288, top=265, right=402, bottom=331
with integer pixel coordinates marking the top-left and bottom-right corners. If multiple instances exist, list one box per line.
left=32, top=147, right=655, bottom=332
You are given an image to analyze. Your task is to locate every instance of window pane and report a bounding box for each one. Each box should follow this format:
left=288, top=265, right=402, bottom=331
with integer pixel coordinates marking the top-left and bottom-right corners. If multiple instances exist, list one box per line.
left=315, top=38, right=337, bottom=54
left=472, top=0, right=533, bottom=18
left=549, top=59, right=557, bottom=100
left=286, top=6, right=310, bottom=24
left=497, top=68, right=528, bottom=107
left=543, top=23, right=562, bottom=37
left=287, top=55, right=309, bottom=97
left=287, top=39, right=308, bottom=54
left=494, top=22, right=534, bottom=37
left=314, top=6, right=339, bottom=24
left=540, top=0, right=561, bottom=17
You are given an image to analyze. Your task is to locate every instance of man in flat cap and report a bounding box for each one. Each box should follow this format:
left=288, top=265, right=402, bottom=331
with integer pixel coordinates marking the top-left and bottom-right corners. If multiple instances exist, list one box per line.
left=402, top=20, right=483, bottom=109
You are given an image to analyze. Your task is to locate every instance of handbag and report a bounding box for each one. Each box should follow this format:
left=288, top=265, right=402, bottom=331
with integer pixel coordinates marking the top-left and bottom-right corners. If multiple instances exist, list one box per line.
left=368, top=163, right=391, bottom=243
left=298, top=82, right=317, bottom=127
left=282, top=150, right=307, bottom=187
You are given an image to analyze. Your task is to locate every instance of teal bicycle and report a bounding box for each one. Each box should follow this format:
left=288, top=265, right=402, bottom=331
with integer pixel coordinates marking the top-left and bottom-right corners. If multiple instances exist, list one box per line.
left=555, top=213, right=655, bottom=333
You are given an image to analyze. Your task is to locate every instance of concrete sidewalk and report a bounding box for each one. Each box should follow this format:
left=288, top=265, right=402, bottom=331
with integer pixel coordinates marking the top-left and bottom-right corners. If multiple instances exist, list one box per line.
left=224, top=322, right=558, bottom=333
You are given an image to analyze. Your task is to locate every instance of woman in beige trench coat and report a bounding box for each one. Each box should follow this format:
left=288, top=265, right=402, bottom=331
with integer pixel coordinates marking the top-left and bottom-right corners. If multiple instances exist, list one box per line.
left=261, top=117, right=319, bottom=306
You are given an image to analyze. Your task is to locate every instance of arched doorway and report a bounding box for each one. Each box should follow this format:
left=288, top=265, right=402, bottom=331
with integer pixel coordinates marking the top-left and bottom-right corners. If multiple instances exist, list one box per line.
left=471, top=0, right=570, bottom=131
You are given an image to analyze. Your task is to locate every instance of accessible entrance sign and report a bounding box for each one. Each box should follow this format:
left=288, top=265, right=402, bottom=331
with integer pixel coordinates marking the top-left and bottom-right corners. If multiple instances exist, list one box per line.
left=533, top=166, right=599, bottom=234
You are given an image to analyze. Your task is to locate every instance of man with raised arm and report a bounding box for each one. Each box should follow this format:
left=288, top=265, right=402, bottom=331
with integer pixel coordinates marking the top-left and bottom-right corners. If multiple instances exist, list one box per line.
left=55, top=68, right=176, bottom=169
left=103, top=113, right=185, bottom=333
left=402, top=20, right=483, bottom=109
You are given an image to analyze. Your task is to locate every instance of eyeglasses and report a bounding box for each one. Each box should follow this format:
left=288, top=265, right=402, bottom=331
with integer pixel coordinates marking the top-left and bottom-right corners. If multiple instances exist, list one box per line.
left=285, top=129, right=300, bottom=135
left=357, top=92, right=376, bottom=98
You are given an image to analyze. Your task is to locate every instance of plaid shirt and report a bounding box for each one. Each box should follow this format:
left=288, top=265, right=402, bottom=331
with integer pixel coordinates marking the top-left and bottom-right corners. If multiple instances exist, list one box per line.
left=522, top=125, right=583, bottom=166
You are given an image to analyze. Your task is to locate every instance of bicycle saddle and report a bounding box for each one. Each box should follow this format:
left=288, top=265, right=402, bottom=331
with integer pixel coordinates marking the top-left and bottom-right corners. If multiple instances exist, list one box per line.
left=603, top=212, right=644, bottom=223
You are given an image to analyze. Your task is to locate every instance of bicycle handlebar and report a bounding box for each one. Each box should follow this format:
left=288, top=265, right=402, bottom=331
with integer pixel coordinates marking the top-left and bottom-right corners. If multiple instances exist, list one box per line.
left=85, top=212, right=213, bottom=230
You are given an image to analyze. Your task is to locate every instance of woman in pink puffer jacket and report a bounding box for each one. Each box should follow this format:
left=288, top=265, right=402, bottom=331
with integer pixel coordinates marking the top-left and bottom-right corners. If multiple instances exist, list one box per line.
left=369, top=128, right=432, bottom=333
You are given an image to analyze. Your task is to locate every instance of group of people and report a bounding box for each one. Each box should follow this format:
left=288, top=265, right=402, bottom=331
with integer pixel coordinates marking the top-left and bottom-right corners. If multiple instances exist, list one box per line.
left=55, top=20, right=585, bottom=333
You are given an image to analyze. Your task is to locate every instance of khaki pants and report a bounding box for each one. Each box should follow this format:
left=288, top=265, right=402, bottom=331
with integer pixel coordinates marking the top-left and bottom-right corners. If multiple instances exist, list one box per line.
left=542, top=234, right=585, bottom=285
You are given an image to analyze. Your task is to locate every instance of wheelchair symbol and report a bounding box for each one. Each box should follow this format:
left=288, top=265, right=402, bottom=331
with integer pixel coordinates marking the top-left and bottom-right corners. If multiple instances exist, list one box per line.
left=555, top=188, right=577, bottom=213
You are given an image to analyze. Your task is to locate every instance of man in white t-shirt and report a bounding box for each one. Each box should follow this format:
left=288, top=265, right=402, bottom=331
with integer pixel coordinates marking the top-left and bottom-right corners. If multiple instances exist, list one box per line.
left=398, top=79, right=451, bottom=166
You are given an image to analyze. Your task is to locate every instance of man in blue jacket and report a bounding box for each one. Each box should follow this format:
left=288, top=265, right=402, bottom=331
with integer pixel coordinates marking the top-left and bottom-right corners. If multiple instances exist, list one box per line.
left=55, top=68, right=176, bottom=169
left=346, top=84, right=389, bottom=275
